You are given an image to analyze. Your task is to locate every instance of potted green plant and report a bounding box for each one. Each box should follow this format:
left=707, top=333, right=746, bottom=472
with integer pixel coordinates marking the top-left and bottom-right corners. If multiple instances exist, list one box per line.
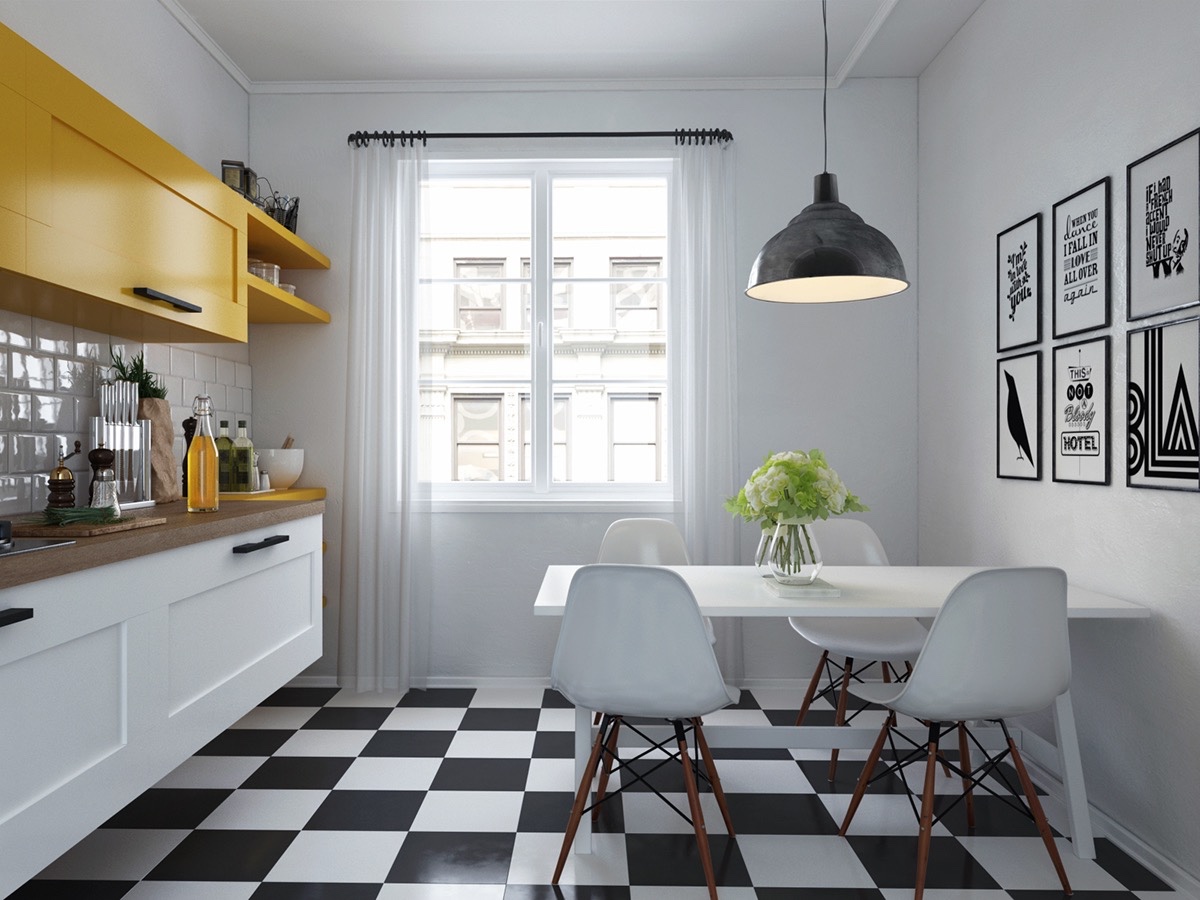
left=110, top=349, right=180, bottom=502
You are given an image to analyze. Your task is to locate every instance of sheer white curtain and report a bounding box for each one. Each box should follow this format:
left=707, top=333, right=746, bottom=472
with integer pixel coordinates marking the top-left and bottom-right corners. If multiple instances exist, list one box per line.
left=340, top=142, right=423, bottom=692
left=671, top=140, right=742, bottom=679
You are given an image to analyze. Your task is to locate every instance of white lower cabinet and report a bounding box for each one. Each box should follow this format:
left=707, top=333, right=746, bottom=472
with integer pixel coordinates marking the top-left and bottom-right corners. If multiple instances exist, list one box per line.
left=0, top=514, right=322, bottom=896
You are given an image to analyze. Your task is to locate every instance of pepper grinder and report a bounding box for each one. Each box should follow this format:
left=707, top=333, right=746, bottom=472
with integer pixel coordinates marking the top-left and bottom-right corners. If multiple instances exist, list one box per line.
left=88, top=442, right=122, bottom=518
left=181, top=416, right=197, bottom=498
left=47, top=440, right=83, bottom=509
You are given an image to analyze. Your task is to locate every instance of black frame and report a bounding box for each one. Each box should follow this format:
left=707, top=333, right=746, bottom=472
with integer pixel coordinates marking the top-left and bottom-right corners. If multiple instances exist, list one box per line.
left=1126, top=129, right=1200, bottom=322
left=997, top=350, right=1042, bottom=481
left=997, top=214, right=1043, bottom=352
left=1053, top=336, right=1110, bottom=485
left=1126, top=315, right=1200, bottom=492
left=1052, top=177, right=1110, bottom=338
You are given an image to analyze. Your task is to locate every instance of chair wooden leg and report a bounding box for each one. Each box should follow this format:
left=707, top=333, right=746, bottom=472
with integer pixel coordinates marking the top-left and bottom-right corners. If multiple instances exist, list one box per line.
left=1007, top=732, right=1073, bottom=896
left=958, top=722, right=976, bottom=828
left=795, top=650, right=829, bottom=726
left=553, top=714, right=613, bottom=884
left=828, top=656, right=854, bottom=781
left=675, top=720, right=719, bottom=900
left=913, top=724, right=942, bottom=900
left=592, top=717, right=622, bottom=821
left=881, top=661, right=892, bottom=683
left=839, top=710, right=895, bottom=835
left=692, top=717, right=735, bottom=837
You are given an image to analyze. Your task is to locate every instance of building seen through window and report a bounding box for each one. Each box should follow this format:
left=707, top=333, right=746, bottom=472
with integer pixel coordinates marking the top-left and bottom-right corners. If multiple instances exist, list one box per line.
left=418, top=161, right=670, bottom=489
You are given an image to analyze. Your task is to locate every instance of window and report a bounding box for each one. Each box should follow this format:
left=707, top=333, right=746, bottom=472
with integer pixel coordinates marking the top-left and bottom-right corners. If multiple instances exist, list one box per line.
left=419, top=159, right=671, bottom=496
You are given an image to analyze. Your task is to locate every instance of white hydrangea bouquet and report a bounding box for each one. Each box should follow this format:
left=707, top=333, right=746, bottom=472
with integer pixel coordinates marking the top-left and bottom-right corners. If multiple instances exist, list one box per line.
left=726, top=449, right=867, bottom=583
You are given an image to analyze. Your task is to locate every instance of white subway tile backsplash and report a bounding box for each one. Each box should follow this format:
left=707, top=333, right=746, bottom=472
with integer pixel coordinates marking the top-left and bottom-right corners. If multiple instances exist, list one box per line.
left=170, top=346, right=196, bottom=379
left=0, top=350, right=7, bottom=387
left=33, top=395, right=73, bottom=432
left=194, top=352, right=216, bottom=383
left=0, top=474, right=33, bottom=515
left=205, top=382, right=227, bottom=410
left=162, top=374, right=184, bottom=407
left=10, top=352, right=54, bottom=390
left=33, top=319, right=74, bottom=355
left=0, top=310, right=33, bottom=348
left=56, top=358, right=97, bottom=396
left=217, top=357, right=236, bottom=387
left=74, top=328, right=110, bottom=362
left=0, top=392, right=31, bottom=429
left=0, top=434, right=6, bottom=473
left=236, top=362, right=252, bottom=389
left=144, top=344, right=172, bottom=377
left=182, top=378, right=205, bottom=405
left=9, top=433, right=53, bottom=473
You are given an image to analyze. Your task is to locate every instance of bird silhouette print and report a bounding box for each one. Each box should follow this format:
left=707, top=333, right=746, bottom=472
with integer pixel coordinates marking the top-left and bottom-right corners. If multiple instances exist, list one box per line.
left=1004, top=369, right=1034, bottom=464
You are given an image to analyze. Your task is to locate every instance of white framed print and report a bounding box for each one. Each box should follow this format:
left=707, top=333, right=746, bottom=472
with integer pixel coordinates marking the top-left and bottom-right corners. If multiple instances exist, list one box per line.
left=1127, top=129, right=1200, bottom=321
left=997, top=351, right=1042, bottom=480
left=1053, top=178, right=1110, bottom=338
left=1127, top=316, right=1200, bottom=491
left=997, top=214, right=1042, bottom=352
left=1053, top=336, right=1109, bottom=485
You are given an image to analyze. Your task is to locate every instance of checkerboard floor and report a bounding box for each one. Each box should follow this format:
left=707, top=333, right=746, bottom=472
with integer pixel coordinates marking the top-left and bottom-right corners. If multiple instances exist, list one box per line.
left=13, top=686, right=1181, bottom=899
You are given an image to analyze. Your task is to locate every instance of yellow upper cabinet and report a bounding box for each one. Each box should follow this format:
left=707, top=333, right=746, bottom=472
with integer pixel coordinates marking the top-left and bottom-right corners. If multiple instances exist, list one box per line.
left=21, top=38, right=247, bottom=342
left=0, top=25, right=25, bottom=272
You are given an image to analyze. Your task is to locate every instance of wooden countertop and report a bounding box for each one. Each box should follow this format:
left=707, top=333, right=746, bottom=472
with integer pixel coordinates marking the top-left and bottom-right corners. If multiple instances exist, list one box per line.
left=1, top=500, right=324, bottom=590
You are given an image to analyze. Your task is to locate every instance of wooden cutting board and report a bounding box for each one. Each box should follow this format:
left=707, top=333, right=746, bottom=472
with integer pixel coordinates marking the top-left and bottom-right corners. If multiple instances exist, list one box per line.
left=11, top=514, right=168, bottom=537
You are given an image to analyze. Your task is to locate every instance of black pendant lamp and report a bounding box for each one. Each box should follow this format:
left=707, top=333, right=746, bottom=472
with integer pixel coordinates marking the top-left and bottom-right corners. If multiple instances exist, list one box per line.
left=746, top=0, right=908, bottom=303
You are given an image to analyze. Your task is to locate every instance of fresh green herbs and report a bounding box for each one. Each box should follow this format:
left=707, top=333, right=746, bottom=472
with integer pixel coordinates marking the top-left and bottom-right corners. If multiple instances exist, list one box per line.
left=41, top=506, right=119, bottom=527
left=110, top=349, right=168, bottom=399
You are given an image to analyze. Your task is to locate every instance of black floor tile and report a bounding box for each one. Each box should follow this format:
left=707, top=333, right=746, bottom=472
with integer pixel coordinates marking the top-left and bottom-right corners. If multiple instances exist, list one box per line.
left=397, top=688, right=476, bottom=707
left=242, top=756, right=354, bottom=790
left=304, top=790, right=424, bottom=831
left=540, top=689, right=574, bottom=709
left=709, top=746, right=795, bottom=760
left=145, top=830, right=297, bottom=881
left=1008, top=893, right=1138, bottom=899
left=723, top=792, right=841, bottom=834
left=301, top=707, right=394, bottom=731
left=196, top=728, right=293, bottom=757
left=531, top=731, right=575, bottom=758
left=755, top=890, right=885, bottom=899
left=798, top=758, right=909, bottom=794
left=623, top=833, right=751, bottom=887
left=10, top=882, right=136, bottom=899
left=430, top=757, right=531, bottom=791
left=250, top=885, right=383, bottom=900
left=460, top=707, right=543, bottom=731
left=359, top=730, right=456, bottom=758
left=102, top=788, right=232, bottom=829
left=844, top=834, right=1002, bottom=890
left=518, top=790, right=625, bottom=834
left=726, top=690, right=762, bottom=710
left=767, top=708, right=836, bottom=727
left=937, top=794, right=1055, bottom=837
left=261, top=687, right=342, bottom=708
left=386, top=832, right=516, bottom=883
left=505, top=886, right=631, bottom=899
left=1093, top=837, right=1173, bottom=890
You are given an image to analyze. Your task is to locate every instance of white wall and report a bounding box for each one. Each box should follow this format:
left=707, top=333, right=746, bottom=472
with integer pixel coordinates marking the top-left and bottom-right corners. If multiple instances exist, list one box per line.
left=919, top=0, right=1200, bottom=880
left=247, top=78, right=919, bottom=683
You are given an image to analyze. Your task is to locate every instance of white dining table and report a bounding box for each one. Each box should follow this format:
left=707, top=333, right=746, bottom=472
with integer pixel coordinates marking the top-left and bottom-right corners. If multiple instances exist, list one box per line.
left=534, top=564, right=1150, bottom=858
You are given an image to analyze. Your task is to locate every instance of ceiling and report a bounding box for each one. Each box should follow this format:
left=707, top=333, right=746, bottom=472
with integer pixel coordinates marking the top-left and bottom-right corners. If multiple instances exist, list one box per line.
left=163, top=0, right=984, bottom=91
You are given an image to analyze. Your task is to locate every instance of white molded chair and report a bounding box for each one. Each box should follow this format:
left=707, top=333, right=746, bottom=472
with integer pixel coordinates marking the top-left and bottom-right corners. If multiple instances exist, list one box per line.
left=550, top=564, right=739, bottom=900
left=789, top=518, right=928, bottom=780
left=838, top=567, right=1073, bottom=900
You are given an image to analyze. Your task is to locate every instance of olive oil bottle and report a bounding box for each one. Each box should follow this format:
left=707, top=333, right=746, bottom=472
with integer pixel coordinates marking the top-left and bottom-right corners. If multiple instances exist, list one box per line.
left=215, top=420, right=234, bottom=493
left=186, top=396, right=219, bottom=512
left=231, top=420, right=255, bottom=492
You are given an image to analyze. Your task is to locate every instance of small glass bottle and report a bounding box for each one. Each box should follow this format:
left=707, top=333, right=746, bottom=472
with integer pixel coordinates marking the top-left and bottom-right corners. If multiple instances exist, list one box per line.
left=187, top=395, right=219, bottom=512
left=215, top=420, right=234, bottom=493
left=232, top=419, right=255, bottom=492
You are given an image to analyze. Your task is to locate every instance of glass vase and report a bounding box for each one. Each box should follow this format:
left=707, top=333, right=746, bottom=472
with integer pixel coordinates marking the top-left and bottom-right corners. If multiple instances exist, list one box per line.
left=754, top=526, right=775, bottom=577
left=769, top=518, right=822, bottom=585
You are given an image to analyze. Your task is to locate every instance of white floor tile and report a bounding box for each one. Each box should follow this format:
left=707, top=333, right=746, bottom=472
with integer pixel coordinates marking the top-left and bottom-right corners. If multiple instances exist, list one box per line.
left=35, top=829, right=190, bottom=881
left=537, top=707, right=576, bottom=731
left=273, top=729, right=375, bottom=757
left=446, top=730, right=537, bottom=758
left=228, top=706, right=318, bottom=730
left=820, top=792, right=952, bottom=836
left=735, top=834, right=877, bottom=888
left=335, top=757, right=443, bottom=791
left=630, top=889, right=757, bottom=900
left=264, top=830, right=407, bottom=883
left=326, top=688, right=408, bottom=707
left=525, top=757, right=577, bottom=792
left=378, top=885, right=506, bottom=899
left=880, top=891, right=1009, bottom=900
left=153, top=756, right=266, bottom=790
left=197, top=789, right=328, bottom=830
left=468, top=687, right=547, bottom=708
left=409, top=790, right=525, bottom=832
left=123, top=881, right=258, bottom=899
left=381, top=707, right=466, bottom=730
left=707, top=758, right=814, bottom=794
left=699, top=708, right=774, bottom=727
left=959, top=835, right=1126, bottom=891
left=508, top=832, right=629, bottom=886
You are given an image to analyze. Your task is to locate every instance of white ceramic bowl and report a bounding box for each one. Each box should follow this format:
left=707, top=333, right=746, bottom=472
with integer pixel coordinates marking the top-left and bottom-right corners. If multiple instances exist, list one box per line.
left=258, top=448, right=304, bottom=490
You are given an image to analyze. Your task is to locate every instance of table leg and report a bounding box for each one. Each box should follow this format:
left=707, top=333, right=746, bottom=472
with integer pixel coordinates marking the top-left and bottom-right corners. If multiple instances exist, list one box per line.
left=1053, top=690, right=1095, bottom=858
left=574, top=705, right=593, bottom=853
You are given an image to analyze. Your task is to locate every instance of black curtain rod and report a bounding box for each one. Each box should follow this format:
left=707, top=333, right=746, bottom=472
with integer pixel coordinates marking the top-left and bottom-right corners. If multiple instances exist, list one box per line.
left=346, top=128, right=733, bottom=148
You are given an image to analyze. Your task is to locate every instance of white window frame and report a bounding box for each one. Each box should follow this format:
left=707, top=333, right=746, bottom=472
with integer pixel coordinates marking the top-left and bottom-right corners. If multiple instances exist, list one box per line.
left=418, top=155, right=676, bottom=511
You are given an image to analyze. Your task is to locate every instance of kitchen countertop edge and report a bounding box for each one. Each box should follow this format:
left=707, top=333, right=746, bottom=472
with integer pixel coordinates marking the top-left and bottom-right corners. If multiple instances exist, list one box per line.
left=3, top=500, right=325, bottom=590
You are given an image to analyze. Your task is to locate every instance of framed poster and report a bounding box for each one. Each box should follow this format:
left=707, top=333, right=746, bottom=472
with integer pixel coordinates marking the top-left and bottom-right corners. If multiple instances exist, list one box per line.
left=997, top=351, right=1042, bottom=480
left=997, top=214, right=1042, bottom=352
left=1127, top=316, right=1200, bottom=491
left=1053, top=178, right=1110, bottom=338
left=1127, top=129, right=1200, bottom=321
left=1053, top=336, right=1109, bottom=485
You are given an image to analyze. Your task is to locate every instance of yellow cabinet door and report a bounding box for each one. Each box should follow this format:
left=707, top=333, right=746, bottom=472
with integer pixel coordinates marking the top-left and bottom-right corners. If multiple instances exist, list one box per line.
left=20, top=36, right=246, bottom=343
left=0, top=88, right=26, bottom=273
left=0, top=22, right=23, bottom=93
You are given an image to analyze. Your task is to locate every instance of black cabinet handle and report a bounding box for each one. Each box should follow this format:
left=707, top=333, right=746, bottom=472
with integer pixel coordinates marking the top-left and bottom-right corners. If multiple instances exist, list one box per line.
left=0, top=608, right=33, bottom=629
left=133, top=287, right=202, bottom=313
left=233, top=534, right=290, bottom=554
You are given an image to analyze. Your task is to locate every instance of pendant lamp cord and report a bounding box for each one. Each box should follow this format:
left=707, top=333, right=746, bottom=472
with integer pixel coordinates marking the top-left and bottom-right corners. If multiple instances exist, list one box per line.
left=822, top=0, right=829, bottom=174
